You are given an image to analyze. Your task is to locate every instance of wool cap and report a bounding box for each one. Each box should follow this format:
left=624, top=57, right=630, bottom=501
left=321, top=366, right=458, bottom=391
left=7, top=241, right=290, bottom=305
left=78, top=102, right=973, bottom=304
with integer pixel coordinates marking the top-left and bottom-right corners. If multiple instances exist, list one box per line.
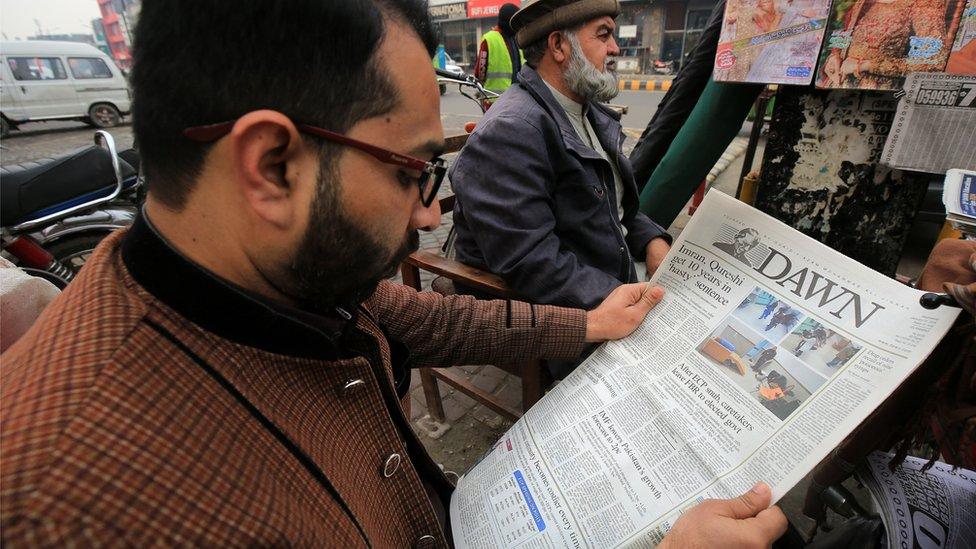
left=511, top=0, right=621, bottom=48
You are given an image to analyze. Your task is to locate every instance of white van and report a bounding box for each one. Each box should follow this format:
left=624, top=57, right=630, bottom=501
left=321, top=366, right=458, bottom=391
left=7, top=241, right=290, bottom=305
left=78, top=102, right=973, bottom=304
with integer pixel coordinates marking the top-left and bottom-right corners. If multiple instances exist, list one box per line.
left=0, top=41, right=131, bottom=137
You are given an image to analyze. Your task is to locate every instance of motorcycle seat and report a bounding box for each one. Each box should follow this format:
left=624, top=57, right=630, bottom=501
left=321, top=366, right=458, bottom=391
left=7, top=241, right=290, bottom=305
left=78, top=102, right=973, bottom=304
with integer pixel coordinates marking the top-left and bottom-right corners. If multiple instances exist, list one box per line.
left=1, top=146, right=136, bottom=227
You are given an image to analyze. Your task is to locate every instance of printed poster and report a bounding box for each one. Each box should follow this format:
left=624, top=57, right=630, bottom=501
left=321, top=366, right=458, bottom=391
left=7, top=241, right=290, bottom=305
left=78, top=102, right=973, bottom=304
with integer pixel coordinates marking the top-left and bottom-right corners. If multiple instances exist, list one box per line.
left=947, top=0, right=976, bottom=73
left=815, top=0, right=968, bottom=90
left=714, top=0, right=832, bottom=85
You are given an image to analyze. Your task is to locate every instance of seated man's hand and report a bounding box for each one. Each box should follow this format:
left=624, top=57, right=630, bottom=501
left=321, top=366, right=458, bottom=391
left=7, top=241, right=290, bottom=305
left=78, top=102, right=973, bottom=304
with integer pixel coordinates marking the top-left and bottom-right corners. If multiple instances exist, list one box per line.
left=645, top=237, right=671, bottom=279
left=660, top=483, right=787, bottom=549
left=585, top=284, right=664, bottom=342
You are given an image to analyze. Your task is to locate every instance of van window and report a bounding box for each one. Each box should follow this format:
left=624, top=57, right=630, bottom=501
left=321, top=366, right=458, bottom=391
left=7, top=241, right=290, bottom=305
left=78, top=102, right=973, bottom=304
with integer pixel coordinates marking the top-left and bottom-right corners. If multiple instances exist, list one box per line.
left=7, top=57, right=68, bottom=80
left=68, top=57, right=114, bottom=79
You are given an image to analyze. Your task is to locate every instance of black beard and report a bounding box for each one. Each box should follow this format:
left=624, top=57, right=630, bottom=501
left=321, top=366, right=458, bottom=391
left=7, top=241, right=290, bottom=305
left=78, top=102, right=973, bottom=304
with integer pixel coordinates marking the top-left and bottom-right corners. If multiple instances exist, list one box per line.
left=288, top=171, right=420, bottom=311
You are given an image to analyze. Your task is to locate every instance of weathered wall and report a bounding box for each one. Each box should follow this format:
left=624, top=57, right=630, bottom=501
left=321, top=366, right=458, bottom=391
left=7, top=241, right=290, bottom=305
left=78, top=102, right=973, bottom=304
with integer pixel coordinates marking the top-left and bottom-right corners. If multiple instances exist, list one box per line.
left=755, top=88, right=931, bottom=276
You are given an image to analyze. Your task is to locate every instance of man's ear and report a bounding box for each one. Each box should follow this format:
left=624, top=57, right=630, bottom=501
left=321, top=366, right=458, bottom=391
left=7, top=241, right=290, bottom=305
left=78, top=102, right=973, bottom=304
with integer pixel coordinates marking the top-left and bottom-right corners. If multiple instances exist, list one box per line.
left=228, top=110, right=308, bottom=230
left=548, top=31, right=569, bottom=64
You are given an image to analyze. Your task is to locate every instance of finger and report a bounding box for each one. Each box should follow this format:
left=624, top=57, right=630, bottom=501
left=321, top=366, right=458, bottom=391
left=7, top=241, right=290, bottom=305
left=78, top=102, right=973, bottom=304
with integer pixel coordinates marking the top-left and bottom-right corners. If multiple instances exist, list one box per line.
left=723, top=482, right=773, bottom=519
left=748, top=505, right=788, bottom=543
left=637, top=285, right=664, bottom=311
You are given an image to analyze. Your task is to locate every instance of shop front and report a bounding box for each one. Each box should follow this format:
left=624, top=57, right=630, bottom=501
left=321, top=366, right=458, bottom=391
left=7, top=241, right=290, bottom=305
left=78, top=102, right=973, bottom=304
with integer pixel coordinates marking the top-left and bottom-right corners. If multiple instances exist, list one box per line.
left=429, top=0, right=720, bottom=75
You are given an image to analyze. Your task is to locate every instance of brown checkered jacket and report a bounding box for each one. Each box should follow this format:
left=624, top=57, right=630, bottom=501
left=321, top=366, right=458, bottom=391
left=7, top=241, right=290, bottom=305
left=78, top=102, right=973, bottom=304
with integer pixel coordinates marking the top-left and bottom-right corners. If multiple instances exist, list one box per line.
left=1, top=226, right=586, bottom=547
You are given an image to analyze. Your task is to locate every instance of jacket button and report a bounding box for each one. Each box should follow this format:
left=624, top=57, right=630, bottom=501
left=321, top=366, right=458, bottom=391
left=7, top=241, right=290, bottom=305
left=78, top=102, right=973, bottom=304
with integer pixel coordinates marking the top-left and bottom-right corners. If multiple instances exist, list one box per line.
left=619, top=246, right=625, bottom=253
left=341, top=379, right=365, bottom=395
left=383, top=453, right=402, bottom=478
left=414, top=534, right=437, bottom=548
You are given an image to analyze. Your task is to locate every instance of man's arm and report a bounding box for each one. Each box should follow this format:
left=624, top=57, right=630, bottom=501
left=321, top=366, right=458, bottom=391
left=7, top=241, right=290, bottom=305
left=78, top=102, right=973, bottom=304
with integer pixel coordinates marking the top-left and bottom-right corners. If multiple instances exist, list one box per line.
left=452, top=115, right=623, bottom=309
left=624, top=211, right=671, bottom=278
left=367, top=281, right=663, bottom=368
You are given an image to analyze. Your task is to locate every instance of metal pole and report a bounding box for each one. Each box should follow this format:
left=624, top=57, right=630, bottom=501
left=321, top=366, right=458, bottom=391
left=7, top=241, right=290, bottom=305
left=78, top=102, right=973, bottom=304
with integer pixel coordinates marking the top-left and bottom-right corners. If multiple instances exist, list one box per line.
left=735, top=86, right=772, bottom=199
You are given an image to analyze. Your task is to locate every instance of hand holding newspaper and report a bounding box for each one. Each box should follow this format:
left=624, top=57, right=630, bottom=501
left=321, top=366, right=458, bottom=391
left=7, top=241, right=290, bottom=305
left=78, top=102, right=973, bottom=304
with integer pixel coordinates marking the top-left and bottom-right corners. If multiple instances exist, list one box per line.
left=450, top=191, right=960, bottom=548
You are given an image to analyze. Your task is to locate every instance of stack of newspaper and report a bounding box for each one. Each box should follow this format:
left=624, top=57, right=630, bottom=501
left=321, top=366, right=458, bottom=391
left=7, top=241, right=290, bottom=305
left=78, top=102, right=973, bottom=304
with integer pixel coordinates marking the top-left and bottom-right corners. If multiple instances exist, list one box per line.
left=943, top=169, right=976, bottom=235
left=450, top=191, right=960, bottom=548
left=858, top=452, right=976, bottom=549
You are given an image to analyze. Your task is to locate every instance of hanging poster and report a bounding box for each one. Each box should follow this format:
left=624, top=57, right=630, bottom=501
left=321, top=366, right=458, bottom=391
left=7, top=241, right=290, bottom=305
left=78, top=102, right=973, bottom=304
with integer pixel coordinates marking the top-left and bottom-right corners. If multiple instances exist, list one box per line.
left=713, top=0, right=832, bottom=85
left=946, top=0, right=976, bottom=73
left=815, top=0, right=968, bottom=90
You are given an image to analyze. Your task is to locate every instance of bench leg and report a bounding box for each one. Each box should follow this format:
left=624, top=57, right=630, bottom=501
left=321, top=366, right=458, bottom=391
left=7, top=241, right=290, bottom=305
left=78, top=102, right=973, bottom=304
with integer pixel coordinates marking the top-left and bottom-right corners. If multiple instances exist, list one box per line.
left=401, top=263, right=422, bottom=291
left=419, top=368, right=446, bottom=422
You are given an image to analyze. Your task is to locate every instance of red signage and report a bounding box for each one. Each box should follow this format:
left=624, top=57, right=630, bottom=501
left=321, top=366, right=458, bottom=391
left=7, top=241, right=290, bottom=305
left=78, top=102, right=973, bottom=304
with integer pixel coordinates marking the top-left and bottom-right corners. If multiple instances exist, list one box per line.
left=467, top=0, right=520, bottom=19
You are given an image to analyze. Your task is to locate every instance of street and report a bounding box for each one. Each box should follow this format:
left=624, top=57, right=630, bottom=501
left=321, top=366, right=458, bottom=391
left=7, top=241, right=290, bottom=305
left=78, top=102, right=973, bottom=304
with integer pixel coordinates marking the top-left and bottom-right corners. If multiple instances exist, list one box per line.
left=0, top=88, right=666, bottom=166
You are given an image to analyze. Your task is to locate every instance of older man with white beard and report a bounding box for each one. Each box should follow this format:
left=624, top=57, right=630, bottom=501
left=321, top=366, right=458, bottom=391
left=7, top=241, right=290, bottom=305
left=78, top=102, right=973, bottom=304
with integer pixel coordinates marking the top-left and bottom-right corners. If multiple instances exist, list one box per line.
left=450, top=0, right=671, bottom=376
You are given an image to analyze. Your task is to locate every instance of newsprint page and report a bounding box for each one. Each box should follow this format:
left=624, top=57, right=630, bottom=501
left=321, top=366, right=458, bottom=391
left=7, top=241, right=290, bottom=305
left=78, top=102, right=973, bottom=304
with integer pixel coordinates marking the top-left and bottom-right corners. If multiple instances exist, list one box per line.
left=450, top=191, right=960, bottom=548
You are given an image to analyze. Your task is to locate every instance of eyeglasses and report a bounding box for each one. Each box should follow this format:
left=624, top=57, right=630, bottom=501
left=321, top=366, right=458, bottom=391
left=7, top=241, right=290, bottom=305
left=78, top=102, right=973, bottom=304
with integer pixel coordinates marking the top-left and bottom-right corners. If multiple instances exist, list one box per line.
left=183, top=119, right=447, bottom=207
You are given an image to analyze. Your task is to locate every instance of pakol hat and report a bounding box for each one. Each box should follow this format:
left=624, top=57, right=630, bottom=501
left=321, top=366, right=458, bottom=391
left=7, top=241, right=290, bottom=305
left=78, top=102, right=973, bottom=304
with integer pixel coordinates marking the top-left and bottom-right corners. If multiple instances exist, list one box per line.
left=510, top=0, right=621, bottom=48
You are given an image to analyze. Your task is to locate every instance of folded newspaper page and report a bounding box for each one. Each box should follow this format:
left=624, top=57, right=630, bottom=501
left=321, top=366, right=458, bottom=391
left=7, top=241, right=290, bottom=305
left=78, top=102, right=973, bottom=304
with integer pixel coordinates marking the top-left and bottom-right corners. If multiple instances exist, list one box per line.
left=450, top=191, right=960, bottom=548
left=857, top=452, right=976, bottom=549
left=880, top=72, right=976, bottom=173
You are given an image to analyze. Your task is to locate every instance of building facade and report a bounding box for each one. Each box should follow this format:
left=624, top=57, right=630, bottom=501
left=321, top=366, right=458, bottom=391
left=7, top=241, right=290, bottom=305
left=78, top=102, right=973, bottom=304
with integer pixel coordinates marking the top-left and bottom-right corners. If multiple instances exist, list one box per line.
left=428, top=0, right=720, bottom=74
left=95, top=0, right=140, bottom=69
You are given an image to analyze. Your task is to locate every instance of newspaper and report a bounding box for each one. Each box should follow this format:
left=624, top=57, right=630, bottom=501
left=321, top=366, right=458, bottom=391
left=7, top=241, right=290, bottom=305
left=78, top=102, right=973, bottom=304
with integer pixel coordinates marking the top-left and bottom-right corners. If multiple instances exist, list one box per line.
left=880, top=73, right=976, bottom=173
left=713, top=0, right=831, bottom=85
left=942, top=168, right=976, bottom=233
left=450, top=191, right=960, bottom=548
left=857, top=452, right=976, bottom=549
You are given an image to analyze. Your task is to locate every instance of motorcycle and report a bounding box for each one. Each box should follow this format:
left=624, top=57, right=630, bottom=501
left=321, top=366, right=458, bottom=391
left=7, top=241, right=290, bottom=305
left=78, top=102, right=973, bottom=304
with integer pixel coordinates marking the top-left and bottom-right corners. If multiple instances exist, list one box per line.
left=1, top=131, right=142, bottom=288
left=652, top=59, right=675, bottom=75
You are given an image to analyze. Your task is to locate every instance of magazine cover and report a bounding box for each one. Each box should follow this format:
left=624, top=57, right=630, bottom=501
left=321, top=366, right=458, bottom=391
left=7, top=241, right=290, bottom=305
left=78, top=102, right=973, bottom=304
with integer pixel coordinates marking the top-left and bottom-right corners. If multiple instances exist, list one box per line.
left=814, top=0, right=968, bottom=90
left=714, top=0, right=832, bottom=85
left=946, top=0, right=976, bottom=73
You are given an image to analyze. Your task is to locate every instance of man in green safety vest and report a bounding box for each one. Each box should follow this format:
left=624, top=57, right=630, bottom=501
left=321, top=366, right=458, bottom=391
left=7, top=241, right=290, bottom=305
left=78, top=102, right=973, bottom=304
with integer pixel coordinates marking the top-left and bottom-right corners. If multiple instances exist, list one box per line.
left=474, top=3, right=524, bottom=95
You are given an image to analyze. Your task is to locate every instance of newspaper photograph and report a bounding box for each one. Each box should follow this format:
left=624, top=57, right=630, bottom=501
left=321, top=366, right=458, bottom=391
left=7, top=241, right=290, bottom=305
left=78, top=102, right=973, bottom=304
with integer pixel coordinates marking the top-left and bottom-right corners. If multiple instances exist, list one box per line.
left=713, top=0, right=831, bottom=85
left=857, top=452, right=976, bottom=549
left=946, top=0, right=976, bottom=74
left=815, top=0, right=967, bottom=91
left=880, top=72, right=976, bottom=173
left=450, top=191, right=960, bottom=548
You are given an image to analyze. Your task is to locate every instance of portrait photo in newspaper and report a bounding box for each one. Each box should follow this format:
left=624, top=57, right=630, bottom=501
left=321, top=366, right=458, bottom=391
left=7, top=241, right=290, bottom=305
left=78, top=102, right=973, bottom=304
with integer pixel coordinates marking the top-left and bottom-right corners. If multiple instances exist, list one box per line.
left=815, top=0, right=968, bottom=90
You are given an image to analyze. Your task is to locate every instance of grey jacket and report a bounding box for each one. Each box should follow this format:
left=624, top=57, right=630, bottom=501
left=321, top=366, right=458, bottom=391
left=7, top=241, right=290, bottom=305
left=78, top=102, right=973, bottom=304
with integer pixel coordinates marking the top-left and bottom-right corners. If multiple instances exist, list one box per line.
left=451, top=65, right=670, bottom=309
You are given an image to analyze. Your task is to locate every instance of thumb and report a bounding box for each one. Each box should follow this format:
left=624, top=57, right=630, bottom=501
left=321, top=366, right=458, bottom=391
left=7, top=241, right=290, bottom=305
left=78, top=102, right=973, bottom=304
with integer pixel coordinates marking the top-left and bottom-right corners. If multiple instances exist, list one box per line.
left=635, top=285, right=665, bottom=312
left=723, top=482, right=773, bottom=519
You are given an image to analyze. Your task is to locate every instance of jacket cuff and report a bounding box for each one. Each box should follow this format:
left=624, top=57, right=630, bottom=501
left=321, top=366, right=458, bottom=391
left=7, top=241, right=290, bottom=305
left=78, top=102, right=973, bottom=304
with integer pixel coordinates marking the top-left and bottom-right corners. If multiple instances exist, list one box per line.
left=626, top=213, right=672, bottom=259
left=515, top=301, right=587, bottom=359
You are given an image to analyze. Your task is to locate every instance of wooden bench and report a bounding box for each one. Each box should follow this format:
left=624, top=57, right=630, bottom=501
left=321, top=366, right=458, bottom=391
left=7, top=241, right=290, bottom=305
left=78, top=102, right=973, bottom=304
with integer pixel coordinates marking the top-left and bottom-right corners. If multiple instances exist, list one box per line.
left=399, top=133, right=550, bottom=422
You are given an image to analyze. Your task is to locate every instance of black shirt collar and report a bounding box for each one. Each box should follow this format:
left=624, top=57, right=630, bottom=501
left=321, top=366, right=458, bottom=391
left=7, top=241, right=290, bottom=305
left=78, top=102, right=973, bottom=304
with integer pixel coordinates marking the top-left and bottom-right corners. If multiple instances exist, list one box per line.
left=121, top=211, right=354, bottom=360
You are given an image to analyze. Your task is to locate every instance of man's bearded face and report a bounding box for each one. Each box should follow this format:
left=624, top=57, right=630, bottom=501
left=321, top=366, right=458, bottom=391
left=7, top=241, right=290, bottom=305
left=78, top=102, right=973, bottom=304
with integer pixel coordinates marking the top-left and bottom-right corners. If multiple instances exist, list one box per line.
left=288, top=162, right=419, bottom=310
left=564, top=29, right=619, bottom=103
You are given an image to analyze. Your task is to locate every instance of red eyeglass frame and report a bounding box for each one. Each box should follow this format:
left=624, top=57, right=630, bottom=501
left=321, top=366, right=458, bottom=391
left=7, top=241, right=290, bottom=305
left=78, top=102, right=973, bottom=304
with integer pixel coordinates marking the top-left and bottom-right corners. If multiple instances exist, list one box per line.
left=182, top=119, right=446, bottom=206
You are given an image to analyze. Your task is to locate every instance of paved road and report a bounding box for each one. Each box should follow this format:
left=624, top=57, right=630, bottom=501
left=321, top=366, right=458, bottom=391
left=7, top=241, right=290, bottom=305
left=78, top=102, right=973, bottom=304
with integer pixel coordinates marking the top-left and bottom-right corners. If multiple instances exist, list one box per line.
left=440, top=88, right=665, bottom=139
left=0, top=88, right=666, bottom=166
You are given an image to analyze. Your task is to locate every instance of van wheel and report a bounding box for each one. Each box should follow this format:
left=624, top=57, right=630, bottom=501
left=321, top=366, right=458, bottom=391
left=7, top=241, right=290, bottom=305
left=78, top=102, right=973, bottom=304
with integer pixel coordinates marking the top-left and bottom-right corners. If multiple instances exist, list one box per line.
left=1, top=117, right=9, bottom=138
left=88, top=104, right=121, bottom=128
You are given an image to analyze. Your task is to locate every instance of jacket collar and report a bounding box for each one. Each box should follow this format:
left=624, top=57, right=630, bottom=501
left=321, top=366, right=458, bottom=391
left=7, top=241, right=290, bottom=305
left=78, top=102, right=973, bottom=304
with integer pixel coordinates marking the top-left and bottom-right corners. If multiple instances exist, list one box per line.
left=516, top=65, right=622, bottom=162
left=122, top=211, right=353, bottom=360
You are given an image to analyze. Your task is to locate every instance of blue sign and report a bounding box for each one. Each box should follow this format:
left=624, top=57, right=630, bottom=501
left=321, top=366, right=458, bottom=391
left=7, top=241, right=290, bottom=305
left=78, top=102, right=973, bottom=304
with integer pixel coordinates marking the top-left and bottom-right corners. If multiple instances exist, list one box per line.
left=960, top=173, right=976, bottom=217
left=513, top=470, right=546, bottom=532
left=786, top=66, right=811, bottom=78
